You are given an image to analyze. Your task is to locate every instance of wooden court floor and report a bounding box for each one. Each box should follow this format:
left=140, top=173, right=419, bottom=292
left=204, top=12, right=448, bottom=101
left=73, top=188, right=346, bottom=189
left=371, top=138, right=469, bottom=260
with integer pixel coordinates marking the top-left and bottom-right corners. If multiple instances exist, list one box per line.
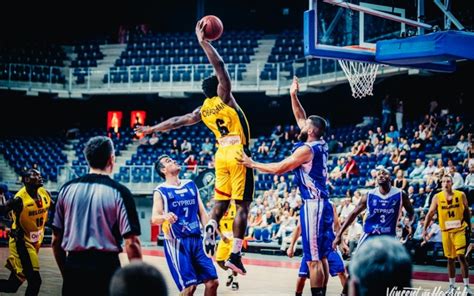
left=0, top=247, right=464, bottom=295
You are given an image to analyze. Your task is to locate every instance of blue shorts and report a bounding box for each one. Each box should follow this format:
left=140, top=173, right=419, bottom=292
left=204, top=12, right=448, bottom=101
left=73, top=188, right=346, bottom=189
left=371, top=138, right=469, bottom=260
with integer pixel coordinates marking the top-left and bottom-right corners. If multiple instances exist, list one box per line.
left=300, top=198, right=335, bottom=262
left=298, top=249, right=345, bottom=278
left=164, top=236, right=217, bottom=291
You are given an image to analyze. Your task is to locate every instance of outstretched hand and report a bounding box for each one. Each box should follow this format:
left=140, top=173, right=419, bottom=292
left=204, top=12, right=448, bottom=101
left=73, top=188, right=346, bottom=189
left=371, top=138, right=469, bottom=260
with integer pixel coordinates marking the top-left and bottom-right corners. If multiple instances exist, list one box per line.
left=332, top=234, right=342, bottom=250
left=134, top=125, right=153, bottom=136
left=195, top=19, right=207, bottom=43
left=236, top=151, right=254, bottom=168
left=290, top=76, right=299, bottom=96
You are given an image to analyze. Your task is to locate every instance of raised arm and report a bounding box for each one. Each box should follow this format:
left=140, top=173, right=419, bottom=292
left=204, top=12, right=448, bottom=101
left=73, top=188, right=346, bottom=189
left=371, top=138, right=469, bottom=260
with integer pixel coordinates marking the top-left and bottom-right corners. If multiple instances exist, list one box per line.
left=134, top=107, right=202, bottom=136
left=333, top=194, right=368, bottom=249
left=237, top=145, right=313, bottom=175
left=195, top=21, right=235, bottom=107
left=290, top=76, right=307, bottom=129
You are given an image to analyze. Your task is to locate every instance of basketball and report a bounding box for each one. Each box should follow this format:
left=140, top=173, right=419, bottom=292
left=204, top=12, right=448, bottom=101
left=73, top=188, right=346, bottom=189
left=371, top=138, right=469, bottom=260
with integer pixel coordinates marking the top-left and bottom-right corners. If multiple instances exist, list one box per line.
left=201, top=15, right=223, bottom=41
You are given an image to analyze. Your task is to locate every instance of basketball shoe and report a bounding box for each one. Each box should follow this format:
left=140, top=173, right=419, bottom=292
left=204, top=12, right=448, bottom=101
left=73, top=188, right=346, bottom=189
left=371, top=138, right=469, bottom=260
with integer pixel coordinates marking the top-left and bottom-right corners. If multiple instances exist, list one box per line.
left=202, top=220, right=217, bottom=258
left=225, top=252, right=246, bottom=275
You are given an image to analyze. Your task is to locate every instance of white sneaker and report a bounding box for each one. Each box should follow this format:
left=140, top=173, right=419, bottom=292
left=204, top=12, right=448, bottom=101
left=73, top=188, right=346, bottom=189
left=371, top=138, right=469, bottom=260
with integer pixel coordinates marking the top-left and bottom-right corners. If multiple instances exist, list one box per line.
left=202, top=220, right=217, bottom=258
left=446, top=285, right=457, bottom=295
left=463, top=285, right=473, bottom=296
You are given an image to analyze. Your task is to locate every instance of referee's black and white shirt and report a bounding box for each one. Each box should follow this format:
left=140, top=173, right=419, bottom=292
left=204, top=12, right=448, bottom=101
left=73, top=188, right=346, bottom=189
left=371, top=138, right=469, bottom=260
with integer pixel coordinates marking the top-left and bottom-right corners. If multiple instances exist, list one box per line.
left=52, top=173, right=141, bottom=252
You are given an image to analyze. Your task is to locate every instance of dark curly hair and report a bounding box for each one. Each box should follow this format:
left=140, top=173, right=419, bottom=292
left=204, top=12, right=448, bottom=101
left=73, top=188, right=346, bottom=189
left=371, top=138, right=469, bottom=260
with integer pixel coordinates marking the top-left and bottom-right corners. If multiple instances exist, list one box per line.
left=202, top=75, right=219, bottom=98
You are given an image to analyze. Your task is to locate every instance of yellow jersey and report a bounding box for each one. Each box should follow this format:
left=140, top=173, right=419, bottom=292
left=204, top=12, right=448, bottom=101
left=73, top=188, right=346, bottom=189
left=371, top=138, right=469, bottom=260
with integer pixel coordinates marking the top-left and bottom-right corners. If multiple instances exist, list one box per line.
left=437, top=190, right=467, bottom=232
left=219, top=202, right=236, bottom=237
left=200, top=96, right=251, bottom=147
left=11, top=187, right=51, bottom=245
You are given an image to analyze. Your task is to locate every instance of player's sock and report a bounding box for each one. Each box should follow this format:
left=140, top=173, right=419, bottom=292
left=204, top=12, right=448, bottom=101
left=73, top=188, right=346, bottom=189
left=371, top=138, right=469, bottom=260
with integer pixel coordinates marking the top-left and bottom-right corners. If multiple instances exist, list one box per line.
left=449, top=278, right=456, bottom=286
left=311, top=287, right=324, bottom=296
left=232, top=238, right=243, bottom=254
left=464, top=278, right=469, bottom=286
left=295, top=292, right=302, bottom=296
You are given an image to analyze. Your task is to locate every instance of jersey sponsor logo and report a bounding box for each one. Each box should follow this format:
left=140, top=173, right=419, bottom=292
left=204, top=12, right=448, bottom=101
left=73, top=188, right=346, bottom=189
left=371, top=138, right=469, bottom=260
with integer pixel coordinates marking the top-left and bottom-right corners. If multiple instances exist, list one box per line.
left=202, top=102, right=227, bottom=117
left=29, top=230, right=43, bottom=243
left=175, top=188, right=188, bottom=195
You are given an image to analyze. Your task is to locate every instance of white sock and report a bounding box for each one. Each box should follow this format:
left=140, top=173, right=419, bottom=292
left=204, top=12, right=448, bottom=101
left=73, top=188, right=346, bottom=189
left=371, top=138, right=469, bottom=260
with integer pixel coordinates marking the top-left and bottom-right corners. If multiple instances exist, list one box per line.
left=449, top=278, right=456, bottom=285
left=463, top=278, right=469, bottom=286
left=232, top=238, right=243, bottom=254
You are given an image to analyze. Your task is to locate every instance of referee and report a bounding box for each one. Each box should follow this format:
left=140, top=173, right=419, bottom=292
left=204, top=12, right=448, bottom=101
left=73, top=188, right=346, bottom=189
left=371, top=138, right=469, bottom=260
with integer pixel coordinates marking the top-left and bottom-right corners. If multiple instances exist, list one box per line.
left=52, top=136, right=142, bottom=295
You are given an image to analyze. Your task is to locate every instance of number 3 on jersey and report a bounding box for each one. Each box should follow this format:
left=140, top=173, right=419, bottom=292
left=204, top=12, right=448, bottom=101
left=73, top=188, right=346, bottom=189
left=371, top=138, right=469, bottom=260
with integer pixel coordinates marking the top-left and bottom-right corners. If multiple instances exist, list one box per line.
left=216, top=118, right=229, bottom=137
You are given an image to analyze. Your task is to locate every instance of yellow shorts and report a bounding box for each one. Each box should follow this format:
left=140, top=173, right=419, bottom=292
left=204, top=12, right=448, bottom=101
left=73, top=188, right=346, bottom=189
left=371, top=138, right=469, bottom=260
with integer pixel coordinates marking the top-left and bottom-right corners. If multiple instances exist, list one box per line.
left=6, top=238, right=40, bottom=279
left=214, top=145, right=254, bottom=201
left=216, top=239, right=233, bottom=262
left=442, top=228, right=468, bottom=259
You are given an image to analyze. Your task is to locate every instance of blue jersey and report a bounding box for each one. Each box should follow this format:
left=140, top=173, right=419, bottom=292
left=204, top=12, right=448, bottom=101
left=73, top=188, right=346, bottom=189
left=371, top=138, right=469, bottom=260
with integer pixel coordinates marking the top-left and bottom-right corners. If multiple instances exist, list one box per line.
left=364, top=187, right=402, bottom=236
left=292, top=140, right=329, bottom=200
left=155, top=180, right=202, bottom=239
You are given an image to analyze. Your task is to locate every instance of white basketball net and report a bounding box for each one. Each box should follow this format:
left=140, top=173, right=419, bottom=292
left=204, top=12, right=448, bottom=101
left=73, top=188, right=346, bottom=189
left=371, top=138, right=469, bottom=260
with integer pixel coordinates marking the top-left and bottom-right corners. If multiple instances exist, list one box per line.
left=338, top=60, right=380, bottom=99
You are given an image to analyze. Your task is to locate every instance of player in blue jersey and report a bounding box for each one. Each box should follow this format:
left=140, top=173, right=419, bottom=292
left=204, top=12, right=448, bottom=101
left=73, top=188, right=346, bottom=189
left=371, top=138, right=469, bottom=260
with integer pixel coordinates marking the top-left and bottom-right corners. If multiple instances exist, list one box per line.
left=287, top=202, right=347, bottom=296
left=333, top=167, right=414, bottom=251
left=151, top=155, right=218, bottom=295
left=238, top=77, right=333, bottom=296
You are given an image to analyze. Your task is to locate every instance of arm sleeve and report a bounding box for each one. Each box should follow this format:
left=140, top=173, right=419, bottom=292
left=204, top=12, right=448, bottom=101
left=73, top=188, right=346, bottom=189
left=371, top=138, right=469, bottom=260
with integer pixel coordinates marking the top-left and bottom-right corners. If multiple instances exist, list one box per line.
left=117, top=187, right=141, bottom=237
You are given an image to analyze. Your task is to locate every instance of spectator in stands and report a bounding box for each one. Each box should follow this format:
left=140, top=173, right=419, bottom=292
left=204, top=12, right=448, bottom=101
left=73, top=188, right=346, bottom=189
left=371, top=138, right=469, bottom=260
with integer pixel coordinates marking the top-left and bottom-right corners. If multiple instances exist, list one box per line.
left=381, top=94, right=392, bottom=131
left=109, top=262, right=168, bottom=296
left=422, top=159, right=436, bottom=183
left=455, top=116, right=465, bottom=136
left=268, top=140, right=279, bottom=155
left=412, top=187, right=427, bottom=210
left=465, top=165, right=474, bottom=204
left=409, top=158, right=426, bottom=181
left=375, top=126, right=384, bottom=142
left=395, top=98, right=404, bottom=131
left=398, top=137, right=410, bottom=152
left=263, top=211, right=278, bottom=240
left=348, top=236, right=412, bottom=296
left=270, top=125, right=284, bottom=142
left=393, top=170, right=408, bottom=192
left=342, top=155, right=359, bottom=178
left=169, top=139, right=181, bottom=155
left=180, top=139, right=192, bottom=155
left=386, top=125, right=400, bottom=143
left=451, top=134, right=469, bottom=157
left=330, top=157, right=345, bottom=180
left=200, top=137, right=214, bottom=156
left=411, top=216, right=426, bottom=263
left=410, top=131, right=424, bottom=152
left=373, top=138, right=385, bottom=156
left=328, top=134, right=343, bottom=153
left=352, top=190, right=362, bottom=205
left=365, top=169, right=377, bottom=187
left=338, top=198, right=355, bottom=223
left=285, top=125, right=298, bottom=142
left=0, top=184, right=12, bottom=205
left=257, top=142, right=270, bottom=155
left=276, top=176, right=287, bottom=197
left=367, top=130, right=378, bottom=146
left=436, top=159, right=446, bottom=173
left=449, top=166, right=464, bottom=190
left=277, top=210, right=297, bottom=247
left=247, top=209, right=264, bottom=239
left=184, top=154, right=198, bottom=175
left=207, top=155, right=215, bottom=169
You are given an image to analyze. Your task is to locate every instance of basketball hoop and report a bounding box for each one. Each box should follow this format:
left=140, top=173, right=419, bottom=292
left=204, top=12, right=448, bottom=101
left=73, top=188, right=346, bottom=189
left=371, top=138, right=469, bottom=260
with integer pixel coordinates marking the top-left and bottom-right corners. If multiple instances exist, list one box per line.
left=338, top=59, right=379, bottom=99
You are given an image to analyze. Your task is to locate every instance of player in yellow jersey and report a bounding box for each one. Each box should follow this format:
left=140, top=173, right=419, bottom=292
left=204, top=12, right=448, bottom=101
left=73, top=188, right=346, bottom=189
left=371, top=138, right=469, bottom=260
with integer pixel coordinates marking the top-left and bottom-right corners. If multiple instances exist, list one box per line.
left=424, top=174, right=472, bottom=294
left=0, top=169, right=51, bottom=295
left=135, top=20, right=254, bottom=275
left=216, top=201, right=239, bottom=290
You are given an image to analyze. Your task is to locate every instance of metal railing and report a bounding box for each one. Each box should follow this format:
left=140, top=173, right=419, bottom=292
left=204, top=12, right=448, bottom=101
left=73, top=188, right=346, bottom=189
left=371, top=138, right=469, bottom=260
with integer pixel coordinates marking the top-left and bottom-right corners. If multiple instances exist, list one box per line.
left=0, top=59, right=404, bottom=95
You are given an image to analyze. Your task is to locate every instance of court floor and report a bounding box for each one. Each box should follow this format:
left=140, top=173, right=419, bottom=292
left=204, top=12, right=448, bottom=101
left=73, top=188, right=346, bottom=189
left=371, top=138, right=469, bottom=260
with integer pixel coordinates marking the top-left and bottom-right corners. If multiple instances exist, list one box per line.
left=0, top=247, right=468, bottom=295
